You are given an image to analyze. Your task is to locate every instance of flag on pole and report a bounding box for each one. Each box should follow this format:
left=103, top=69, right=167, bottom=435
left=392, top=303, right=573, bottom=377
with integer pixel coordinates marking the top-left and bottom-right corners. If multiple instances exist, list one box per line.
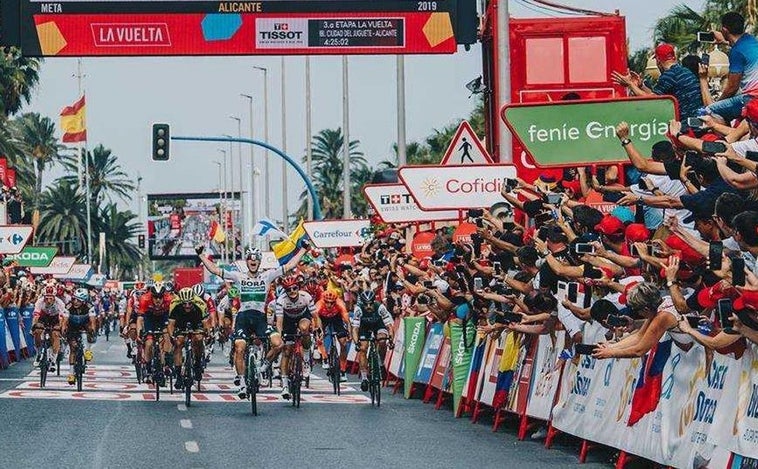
left=208, top=219, right=226, bottom=243
left=251, top=218, right=287, bottom=239
left=272, top=218, right=308, bottom=265
left=60, top=96, right=87, bottom=143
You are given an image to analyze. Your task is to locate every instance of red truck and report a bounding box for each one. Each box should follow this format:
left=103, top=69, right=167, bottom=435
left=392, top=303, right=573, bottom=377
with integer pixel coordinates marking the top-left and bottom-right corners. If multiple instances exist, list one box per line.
left=173, top=267, right=203, bottom=290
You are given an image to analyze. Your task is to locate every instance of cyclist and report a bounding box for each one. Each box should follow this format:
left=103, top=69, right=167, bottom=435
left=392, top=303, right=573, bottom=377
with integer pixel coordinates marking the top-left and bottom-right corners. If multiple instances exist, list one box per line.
left=167, top=287, right=209, bottom=389
left=351, top=290, right=394, bottom=392
left=197, top=244, right=306, bottom=399
left=275, top=276, right=316, bottom=400
left=136, top=281, right=172, bottom=385
left=124, top=281, right=146, bottom=359
left=61, top=288, right=96, bottom=385
left=31, top=285, right=67, bottom=371
left=313, top=290, right=350, bottom=382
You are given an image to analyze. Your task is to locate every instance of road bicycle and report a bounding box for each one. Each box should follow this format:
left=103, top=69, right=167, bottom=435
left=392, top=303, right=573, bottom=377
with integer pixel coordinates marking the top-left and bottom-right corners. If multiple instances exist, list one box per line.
left=69, top=331, right=86, bottom=392
left=283, top=332, right=309, bottom=408
left=177, top=325, right=206, bottom=407
left=36, top=326, right=55, bottom=389
left=244, top=335, right=270, bottom=416
left=323, top=325, right=343, bottom=396
left=366, top=335, right=393, bottom=407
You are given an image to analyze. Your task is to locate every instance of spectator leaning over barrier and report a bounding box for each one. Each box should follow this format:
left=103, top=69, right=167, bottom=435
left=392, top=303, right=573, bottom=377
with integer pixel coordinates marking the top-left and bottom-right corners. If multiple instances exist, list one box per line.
left=707, top=11, right=758, bottom=123
left=612, top=43, right=703, bottom=119
left=592, top=281, right=682, bottom=358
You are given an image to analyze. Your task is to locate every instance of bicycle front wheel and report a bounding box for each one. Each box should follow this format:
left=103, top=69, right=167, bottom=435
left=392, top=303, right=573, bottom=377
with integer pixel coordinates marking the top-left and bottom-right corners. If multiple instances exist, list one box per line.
left=247, top=351, right=258, bottom=416
left=184, top=349, right=193, bottom=407
left=39, top=349, right=48, bottom=389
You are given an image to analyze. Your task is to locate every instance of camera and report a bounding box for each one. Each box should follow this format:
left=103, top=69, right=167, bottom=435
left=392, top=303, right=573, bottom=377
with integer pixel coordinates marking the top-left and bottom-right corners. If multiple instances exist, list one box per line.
left=468, top=208, right=484, bottom=218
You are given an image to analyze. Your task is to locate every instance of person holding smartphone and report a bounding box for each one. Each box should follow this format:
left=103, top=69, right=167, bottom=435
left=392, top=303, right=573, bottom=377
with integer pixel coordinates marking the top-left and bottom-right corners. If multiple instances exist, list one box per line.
left=611, top=43, right=703, bottom=119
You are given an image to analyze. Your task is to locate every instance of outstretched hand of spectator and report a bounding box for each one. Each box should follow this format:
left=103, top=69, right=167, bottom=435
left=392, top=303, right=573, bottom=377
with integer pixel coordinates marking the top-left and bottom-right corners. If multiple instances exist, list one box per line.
left=611, top=71, right=634, bottom=87
left=615, top=122, right=630, bottom=140
left=663, top=255, right=680, bottom=283
left=615, top=193, right=639, bottom=206
left=698, top=63, right=709, bottom=80
left=669, top=119, right=682, bottom=137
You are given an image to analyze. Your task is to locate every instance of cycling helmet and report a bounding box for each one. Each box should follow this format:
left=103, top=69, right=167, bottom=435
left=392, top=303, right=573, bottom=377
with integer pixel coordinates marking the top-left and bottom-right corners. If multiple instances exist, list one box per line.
left=177, top=287, right=194, bottom=303
left=191, top=284, right=205, bottom=297
left=245, top=247, right=262, bottom=260
left=323, top=291, right=338, bottom=303
left=73, top=288, right=89, bottom=303
left=358, top=290, right=376, bottom=305
left=165, top=281, right=174, bottom=292
left=149, top=281, right=166, bottom=296
left=281, top=276, right=300, bottom=290
left=43, top=285, right=56, bottom=297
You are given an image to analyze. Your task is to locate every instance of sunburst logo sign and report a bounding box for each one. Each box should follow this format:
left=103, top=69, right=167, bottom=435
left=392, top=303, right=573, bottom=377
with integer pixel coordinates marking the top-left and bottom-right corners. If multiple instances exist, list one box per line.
left=421, top=177, right=441, bottom=197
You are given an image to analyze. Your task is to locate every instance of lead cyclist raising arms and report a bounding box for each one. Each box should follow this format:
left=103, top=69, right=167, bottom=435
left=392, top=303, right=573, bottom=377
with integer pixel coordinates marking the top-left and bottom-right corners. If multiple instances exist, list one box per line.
left=197, top=244, right=308, bottom=399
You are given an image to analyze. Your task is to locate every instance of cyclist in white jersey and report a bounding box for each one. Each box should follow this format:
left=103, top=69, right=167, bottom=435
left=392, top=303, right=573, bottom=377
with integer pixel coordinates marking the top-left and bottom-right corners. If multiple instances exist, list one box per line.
left=197, top=244, right=307, bottom=398
left=275, top=276, right=316, bottom=399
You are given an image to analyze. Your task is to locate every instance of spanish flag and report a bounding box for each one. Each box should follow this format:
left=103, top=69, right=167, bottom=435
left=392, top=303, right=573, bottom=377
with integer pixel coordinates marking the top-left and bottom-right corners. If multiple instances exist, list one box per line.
left=60, top=96, right=87, bottom=143
left=272, top=219, right=308, bottom=266
left=208, top=219, right=226, bottom=243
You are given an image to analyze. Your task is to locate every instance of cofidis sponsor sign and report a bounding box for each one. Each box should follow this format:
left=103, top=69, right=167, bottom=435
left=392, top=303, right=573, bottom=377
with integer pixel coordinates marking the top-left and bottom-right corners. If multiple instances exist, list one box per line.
left=398, top=164, right=517, bottom=210
left=304, top=219, right=371, bottom=248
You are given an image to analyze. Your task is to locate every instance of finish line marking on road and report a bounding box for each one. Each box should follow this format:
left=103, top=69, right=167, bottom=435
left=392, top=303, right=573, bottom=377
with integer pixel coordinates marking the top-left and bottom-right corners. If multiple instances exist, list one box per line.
left=0, top=364, right=371, bottom=404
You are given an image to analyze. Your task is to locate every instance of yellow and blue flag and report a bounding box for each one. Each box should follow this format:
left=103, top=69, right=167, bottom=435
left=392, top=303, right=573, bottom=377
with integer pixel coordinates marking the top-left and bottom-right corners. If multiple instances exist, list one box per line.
left=272, top=219, right=308, bottom=265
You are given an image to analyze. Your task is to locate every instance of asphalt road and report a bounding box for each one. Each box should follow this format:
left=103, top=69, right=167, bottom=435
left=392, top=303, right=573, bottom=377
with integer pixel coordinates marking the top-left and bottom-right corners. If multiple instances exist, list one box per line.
left=0, top=337, right=614, bottom=469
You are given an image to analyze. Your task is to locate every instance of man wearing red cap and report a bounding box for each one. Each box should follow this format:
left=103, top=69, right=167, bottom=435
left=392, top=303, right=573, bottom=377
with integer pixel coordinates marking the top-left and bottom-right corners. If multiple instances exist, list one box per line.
left=706, top=11, right=758, bottom=122
left=612, top=43, right=703, bottom=119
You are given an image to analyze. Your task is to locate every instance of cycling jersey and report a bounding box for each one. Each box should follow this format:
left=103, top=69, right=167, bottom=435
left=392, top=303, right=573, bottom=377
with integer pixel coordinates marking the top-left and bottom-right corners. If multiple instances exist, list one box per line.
left=169, top=294, right=208, bottom=318
left=223, top=267, right=285, bottom=313
left=275, top=291, right=316, bottom=319
left=68, top=303, right=96, bottom=318
left=33, top=297, right=67, bottom=319
left=315, top=298, right=348, bottom=321
left=137, top=292, right=173, bottom=316
left=351, top=302, right=393, bottom=329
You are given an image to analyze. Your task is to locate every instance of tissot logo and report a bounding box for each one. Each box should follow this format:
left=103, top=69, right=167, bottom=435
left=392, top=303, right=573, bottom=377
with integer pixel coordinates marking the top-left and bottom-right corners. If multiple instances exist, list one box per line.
left=274, top=23, right=289, bottom=31
left=256, top=19, right=307, bottom=48
left=380, top=194, right=411, bottom=205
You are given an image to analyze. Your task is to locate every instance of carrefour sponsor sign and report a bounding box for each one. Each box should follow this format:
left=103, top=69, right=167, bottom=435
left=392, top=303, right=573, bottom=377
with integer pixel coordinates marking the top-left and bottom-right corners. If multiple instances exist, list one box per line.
left=398, top=164, right=517, bottom=210
left=501, top=97, right=677, bottom=167
left=304, top=219, right=371, bottom=248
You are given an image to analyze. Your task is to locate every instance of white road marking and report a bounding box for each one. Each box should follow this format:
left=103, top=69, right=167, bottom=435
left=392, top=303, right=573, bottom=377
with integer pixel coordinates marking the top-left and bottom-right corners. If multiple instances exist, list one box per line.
left=180, top=419, right=193, bottom=429
left=184, top=441, right=199, bottom=453
left=177, top=403, right=187, bottom=411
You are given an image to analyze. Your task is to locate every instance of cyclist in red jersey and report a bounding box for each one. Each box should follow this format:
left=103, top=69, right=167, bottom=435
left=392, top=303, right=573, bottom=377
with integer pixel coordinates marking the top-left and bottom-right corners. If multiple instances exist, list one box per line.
left=313, top=290, right=350, bottom=382
left=137, top=282, right=173, bottom=384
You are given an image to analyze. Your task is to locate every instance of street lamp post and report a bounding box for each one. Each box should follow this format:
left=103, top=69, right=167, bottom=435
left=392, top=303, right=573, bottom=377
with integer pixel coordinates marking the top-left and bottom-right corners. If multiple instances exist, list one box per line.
left=241, top=93, right=256, bottom=244
left=253, top=66, right=270, bottom=223
left=305, top=56, right=313, bottom=220
left=342, top=55, right=351, bottom=219
left=229, top=116, right=244, bottom=247
left=222, top=134, right=236, bottom=260
left=280, top=57, right=289, bottom=232
left=213, top=160, right=225, bottom=263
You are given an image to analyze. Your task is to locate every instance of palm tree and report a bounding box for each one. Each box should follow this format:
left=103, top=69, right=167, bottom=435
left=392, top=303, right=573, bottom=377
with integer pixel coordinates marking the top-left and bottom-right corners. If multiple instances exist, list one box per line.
left=11, top=112, right=68, bottom=207
left=378, top=141, right=436, bottom=168
left=0, top=49, right=42, bottom=118
left=95, top=203, right=142, bottom=278
left=36, top=180, right=87, bottom=256
left=295, top=128, right=367, bottom=220
left=61, top=144, right=136, bottom=205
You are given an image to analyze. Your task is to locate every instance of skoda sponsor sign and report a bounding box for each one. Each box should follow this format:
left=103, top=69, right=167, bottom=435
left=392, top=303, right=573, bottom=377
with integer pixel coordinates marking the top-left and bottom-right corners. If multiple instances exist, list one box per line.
left=6, top=246, right=58, bottom=267
left=304, top=219, right=371, bottom=248
left=256, top=19, right=307, bottom=48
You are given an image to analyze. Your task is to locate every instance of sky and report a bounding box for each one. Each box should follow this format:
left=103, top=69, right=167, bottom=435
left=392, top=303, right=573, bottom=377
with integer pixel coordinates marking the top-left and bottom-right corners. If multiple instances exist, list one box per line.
left=23, top=0, right=703, bottom=227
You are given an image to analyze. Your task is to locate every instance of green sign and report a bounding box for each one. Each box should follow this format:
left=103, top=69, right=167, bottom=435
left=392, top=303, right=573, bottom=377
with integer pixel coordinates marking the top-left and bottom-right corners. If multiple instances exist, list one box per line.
left=501, top=97, right=677, bottom=167
left=449, top=320, right=474, bottom=417
left=6, top=246, right=58, bottom=267
left=403, top=317, right=426, bottom=399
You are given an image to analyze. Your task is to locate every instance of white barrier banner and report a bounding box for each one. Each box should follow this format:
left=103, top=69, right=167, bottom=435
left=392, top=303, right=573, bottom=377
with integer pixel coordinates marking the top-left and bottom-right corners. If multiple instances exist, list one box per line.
left=478, top=333, right=505, bottom=407
left=526, top=332, right=565, bottom=421
left=718, top=343, right=758, bottom=460
left=388, top=318, right=405, bottom=378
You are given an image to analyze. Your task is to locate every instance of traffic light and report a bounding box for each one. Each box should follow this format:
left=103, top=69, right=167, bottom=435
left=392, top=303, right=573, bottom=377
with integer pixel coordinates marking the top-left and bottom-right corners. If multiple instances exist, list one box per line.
left=152, top=123, right=170, bottom=161
left=138, top=234, right=146, bottom=248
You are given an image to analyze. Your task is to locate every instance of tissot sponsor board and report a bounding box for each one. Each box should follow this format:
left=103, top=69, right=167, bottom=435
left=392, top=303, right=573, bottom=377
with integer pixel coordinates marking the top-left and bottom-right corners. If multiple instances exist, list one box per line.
left=398, top=164, right=517, bottom=210
left=255, top=19, right=307, bottom=49
left=304, top=220, right=370, bottom=248
left=363, top=184, right=458, bottom=223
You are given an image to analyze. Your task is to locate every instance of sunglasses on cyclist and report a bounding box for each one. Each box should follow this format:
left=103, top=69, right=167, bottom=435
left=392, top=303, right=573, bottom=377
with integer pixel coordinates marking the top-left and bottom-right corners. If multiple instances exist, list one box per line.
left=287, top=286, right=299, bottom=292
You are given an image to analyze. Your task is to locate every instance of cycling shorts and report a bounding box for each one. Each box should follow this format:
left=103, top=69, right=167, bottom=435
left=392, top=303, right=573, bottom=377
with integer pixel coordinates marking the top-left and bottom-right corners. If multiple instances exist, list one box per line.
left=67, top=315, right=89, bottom=338
left=233, top=309, right=269, bottom=341
left=321, top=316, right=348, bottom=339
left=128, top=312, right=138, bottom=325
left=282, top=311, right=312, bottom=338
left=358, top=318, right=387, bottom=340
left=37, top=315, right=60, bottom=329
left=143, top=314, right=169, bottom=334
